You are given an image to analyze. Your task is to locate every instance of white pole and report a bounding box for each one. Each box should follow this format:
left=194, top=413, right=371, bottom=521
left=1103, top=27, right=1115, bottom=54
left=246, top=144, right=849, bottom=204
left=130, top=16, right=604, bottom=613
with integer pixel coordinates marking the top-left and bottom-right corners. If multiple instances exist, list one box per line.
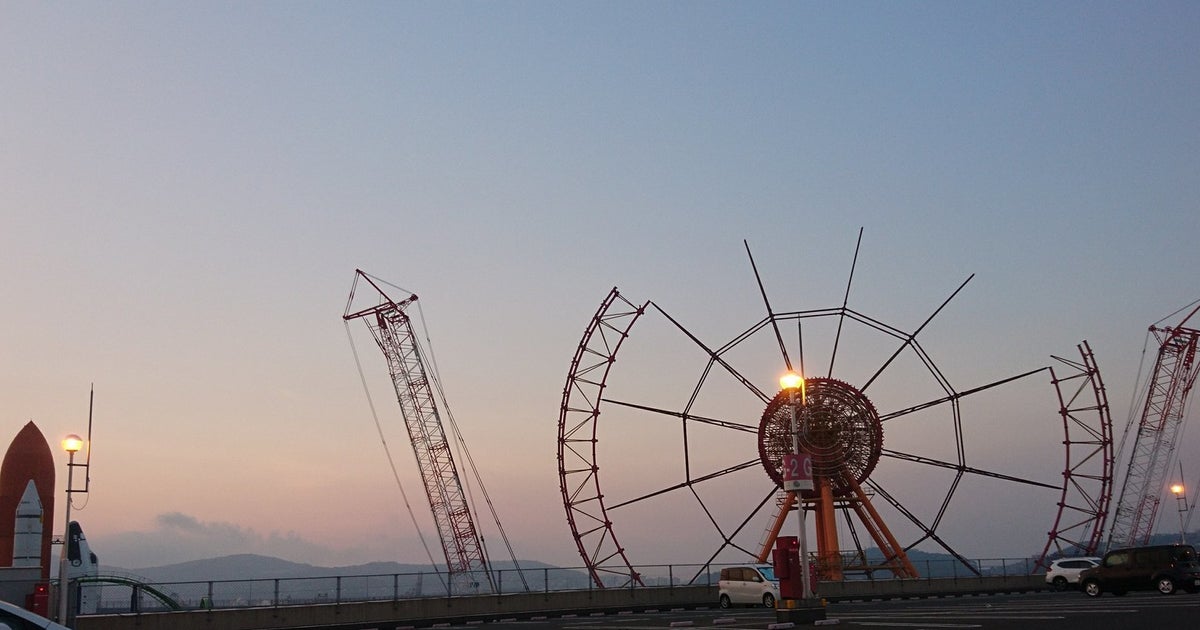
left=58, top=451, right=75, bottom=625
left=789, top=388, right=811, bottom=602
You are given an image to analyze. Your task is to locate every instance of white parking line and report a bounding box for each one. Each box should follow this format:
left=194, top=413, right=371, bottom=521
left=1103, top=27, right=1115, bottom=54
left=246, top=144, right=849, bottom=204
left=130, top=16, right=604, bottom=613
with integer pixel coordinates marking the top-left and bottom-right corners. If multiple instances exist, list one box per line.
left=842, top=614, right=1064, bottom=621
left=849, top=623, right=980, bottom=628
left=557, top=626, right=711, bottom=630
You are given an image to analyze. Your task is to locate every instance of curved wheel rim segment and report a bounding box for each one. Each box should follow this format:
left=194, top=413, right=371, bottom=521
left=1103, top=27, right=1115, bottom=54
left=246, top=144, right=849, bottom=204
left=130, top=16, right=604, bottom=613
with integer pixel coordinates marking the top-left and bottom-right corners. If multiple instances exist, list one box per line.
left=557, top=287, right=647, bottom=587
left=1033, top=341, right=1114, bottom=571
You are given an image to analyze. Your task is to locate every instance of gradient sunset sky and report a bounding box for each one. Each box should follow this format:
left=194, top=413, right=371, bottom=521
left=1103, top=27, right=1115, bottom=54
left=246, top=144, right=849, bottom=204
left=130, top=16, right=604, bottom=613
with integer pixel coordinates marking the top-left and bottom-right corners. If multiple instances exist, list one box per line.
left=3, top=2, right=1198, bottom=570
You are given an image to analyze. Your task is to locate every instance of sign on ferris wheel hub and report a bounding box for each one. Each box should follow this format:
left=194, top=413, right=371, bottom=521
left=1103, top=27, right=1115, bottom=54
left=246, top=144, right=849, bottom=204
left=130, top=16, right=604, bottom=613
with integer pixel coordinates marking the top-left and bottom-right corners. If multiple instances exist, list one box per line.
left=782, top=452, right=814, bottom=491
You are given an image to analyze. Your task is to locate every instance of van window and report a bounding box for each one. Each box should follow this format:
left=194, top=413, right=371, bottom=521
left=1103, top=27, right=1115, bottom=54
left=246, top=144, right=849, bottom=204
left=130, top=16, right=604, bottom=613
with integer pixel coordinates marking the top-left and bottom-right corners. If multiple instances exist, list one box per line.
left=1132, top=549, right=1163, bottom=567
left=1105, top=551, right=1130, bottom=567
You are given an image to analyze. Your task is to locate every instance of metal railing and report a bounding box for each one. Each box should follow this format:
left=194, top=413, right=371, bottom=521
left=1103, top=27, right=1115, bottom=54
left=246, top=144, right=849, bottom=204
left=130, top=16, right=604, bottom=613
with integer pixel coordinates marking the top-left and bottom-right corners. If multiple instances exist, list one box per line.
left=78, top=557, right=1041, bottom=615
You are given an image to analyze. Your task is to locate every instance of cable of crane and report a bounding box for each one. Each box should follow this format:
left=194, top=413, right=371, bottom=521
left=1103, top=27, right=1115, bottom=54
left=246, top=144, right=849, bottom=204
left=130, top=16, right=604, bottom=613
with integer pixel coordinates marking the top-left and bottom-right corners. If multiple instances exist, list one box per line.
left=1151, top=297, right=1200, bottom=328
left=410, top=301, right=532, bottom=592
left=1112, top=328, right=1154, bottom=475
left=344, top=320, right=446, bottom=589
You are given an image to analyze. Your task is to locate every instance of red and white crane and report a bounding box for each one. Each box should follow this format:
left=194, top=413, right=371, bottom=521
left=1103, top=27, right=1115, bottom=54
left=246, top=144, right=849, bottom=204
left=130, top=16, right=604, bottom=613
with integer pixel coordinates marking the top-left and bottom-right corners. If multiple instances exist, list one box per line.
left=344, top=270, right=526, bottom=594
left=1106, top=303, right=1200, bottom=549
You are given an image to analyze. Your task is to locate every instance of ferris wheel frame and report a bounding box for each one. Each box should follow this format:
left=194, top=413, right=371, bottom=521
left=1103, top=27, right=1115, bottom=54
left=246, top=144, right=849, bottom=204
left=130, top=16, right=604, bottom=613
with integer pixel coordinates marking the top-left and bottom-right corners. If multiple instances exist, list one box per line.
left=556, top=241, right=1112, bottom=588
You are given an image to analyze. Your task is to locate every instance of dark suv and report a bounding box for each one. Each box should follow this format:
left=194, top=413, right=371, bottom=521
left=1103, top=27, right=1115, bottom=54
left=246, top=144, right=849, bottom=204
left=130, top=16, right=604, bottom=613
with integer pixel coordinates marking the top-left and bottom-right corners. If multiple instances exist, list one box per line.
left=1079, top=544, right=1200, bottom=596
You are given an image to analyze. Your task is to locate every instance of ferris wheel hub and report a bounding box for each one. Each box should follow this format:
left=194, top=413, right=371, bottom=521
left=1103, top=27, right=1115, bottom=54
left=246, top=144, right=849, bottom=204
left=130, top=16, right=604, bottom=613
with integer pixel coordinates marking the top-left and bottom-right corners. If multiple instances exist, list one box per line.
left=757, top=377, right=883, bottom=498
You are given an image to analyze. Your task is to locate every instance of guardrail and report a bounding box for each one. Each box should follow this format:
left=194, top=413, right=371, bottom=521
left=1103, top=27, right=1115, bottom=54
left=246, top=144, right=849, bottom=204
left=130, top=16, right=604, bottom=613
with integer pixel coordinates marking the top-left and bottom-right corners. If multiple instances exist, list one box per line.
left=77, top=557, right=1041, bottom=614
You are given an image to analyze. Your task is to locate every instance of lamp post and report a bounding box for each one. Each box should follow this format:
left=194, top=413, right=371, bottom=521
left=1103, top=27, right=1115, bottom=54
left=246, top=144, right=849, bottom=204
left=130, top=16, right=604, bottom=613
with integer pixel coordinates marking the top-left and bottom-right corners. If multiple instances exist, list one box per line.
left=779, top=372, right=811, bottom=603
left=58, top=434, right=83, bottom=625
left=1171, top=482, right=1188, bottom=545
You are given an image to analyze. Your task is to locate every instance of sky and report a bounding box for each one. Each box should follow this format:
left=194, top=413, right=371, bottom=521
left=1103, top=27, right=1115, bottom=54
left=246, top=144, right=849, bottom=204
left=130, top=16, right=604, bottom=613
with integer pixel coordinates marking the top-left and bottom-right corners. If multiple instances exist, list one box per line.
left=2, top=2, right=1199, bottom=573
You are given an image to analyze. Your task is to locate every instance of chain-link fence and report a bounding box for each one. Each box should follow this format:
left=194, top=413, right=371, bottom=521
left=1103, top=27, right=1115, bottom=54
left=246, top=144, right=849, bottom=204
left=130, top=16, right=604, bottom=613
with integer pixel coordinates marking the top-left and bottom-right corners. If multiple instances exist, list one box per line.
left=80, top=557, right=1040, bottom=614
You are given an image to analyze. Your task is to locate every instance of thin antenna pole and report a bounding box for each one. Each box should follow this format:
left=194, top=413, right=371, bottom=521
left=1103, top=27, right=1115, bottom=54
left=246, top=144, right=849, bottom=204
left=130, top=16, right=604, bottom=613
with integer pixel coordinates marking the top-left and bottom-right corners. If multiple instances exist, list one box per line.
left=1180, top=461, right=1190, bottom=545
left=84, top=385, right=94, bottom=491
left=1185, top=466, right=1200, bottom=534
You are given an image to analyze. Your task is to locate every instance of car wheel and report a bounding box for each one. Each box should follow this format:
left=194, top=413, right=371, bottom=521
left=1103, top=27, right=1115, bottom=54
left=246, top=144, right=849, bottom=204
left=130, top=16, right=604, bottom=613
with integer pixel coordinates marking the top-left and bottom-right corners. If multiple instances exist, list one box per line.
left=762, top=593, right=776, bottom=608
left=719, top=594, right=732, bottom=609
left=1051, top=576, right=1069, bottom=591
left=1157, top=577, right=1176, bottom=595
left=1082, top=580, right=1103, bottom=597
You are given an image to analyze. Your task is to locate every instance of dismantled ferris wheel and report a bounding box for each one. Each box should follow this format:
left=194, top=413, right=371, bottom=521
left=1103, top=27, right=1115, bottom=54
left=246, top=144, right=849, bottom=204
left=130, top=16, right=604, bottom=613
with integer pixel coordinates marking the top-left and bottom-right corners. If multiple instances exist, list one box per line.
left=557, top=231, right=1114, bottom=587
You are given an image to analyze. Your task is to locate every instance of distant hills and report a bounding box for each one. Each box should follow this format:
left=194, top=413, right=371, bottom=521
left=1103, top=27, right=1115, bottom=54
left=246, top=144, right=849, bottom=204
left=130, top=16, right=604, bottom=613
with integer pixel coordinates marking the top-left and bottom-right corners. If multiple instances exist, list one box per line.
left=107, top=553, right=439, bottom=583
left=100, top=555, right=596, bottom=603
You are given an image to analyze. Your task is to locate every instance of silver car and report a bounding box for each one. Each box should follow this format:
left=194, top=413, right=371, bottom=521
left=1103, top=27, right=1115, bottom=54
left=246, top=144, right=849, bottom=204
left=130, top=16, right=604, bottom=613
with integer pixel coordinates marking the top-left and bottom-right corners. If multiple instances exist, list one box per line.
left=718, top=565, right=780, bottom=608
left=1045, top=556, right=1101, bottom=590
left=0, top=599, right=70, bottom=630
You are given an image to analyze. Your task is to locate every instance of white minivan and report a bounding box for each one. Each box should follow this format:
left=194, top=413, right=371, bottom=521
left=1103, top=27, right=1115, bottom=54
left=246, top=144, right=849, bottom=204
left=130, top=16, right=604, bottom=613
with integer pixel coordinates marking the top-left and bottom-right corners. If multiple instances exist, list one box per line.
left=718, top=565, right=779, bottom=608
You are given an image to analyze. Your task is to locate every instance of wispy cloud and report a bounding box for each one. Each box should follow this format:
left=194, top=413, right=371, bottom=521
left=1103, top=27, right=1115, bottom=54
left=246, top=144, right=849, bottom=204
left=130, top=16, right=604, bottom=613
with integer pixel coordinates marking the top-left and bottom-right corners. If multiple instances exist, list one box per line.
left=88, top=512, right=401, bottom=569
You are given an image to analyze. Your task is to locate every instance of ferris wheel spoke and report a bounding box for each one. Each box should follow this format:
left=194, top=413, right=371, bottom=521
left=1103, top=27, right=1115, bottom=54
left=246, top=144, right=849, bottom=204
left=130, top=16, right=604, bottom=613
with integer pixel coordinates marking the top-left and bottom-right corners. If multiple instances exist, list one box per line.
left=828, top=228, right=863, bottom=378
left=692, top=485, right=780, bottom=569
left=602, top=397, right=759, bottom=434
left=650, top=301, right=772, bottom=403
left=744, top=240, right=794, bottom=373
left=881, top=449, right=1059, bottom=490
left=605, top=458, right=761, bottom=510
left=865, top=479, right=981, bottom=576
left=861, top=274, right=974, bottom=393
left=878, top=367, right=1050, bottom=422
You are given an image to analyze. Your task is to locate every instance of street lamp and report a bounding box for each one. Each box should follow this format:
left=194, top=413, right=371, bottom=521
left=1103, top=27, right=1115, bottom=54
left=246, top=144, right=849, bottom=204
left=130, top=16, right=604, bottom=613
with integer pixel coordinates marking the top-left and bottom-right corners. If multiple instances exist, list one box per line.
left=58, top=434, right=83, bottom=624
left=779, top=372, right=811, bottom=603
left=1171, top=482, right=1188, bottom=545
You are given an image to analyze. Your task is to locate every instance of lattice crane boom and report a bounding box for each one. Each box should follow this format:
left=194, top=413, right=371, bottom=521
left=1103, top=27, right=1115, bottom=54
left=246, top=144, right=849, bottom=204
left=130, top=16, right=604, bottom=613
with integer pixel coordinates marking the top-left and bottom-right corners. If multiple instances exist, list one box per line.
left=1107, top=304, right=1200, bottom=549
left=344, top=270, right=492, bottom=593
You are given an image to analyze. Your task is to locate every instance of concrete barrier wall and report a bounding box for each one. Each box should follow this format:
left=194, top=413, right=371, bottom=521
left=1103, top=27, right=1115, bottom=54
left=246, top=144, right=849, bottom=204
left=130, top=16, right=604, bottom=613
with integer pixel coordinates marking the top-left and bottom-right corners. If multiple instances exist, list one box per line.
left=75, top=576, right=1046, bottom=630
left=75, top=586, right=714, bottom=630
left=819, top=574, right=1044, bottom=600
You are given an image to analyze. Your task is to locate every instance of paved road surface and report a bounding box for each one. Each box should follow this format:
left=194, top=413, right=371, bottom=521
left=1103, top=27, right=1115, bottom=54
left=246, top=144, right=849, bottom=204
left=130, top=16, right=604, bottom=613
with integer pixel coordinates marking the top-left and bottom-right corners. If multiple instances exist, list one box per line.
left=450, top=592, right=1199, bottom=630
left=825, top=591, right=1197, bottom=629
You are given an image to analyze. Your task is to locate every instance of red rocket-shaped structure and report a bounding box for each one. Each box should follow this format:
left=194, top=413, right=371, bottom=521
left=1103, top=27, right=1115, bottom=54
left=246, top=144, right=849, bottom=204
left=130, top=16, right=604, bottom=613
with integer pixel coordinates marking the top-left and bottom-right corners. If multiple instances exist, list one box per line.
left=0, top=422, right=57, bottom=580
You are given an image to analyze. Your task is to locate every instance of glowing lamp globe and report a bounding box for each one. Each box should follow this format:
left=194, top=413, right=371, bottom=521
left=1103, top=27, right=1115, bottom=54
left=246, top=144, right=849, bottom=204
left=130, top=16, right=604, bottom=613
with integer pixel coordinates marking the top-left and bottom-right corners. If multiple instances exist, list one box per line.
left=62, top=434, right=84, bottom=453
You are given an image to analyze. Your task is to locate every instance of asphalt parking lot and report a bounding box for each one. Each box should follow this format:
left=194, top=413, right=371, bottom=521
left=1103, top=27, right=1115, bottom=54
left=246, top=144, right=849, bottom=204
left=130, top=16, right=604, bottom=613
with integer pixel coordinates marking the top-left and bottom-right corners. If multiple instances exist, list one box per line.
left=468, top=591, right=1200, bottom=630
